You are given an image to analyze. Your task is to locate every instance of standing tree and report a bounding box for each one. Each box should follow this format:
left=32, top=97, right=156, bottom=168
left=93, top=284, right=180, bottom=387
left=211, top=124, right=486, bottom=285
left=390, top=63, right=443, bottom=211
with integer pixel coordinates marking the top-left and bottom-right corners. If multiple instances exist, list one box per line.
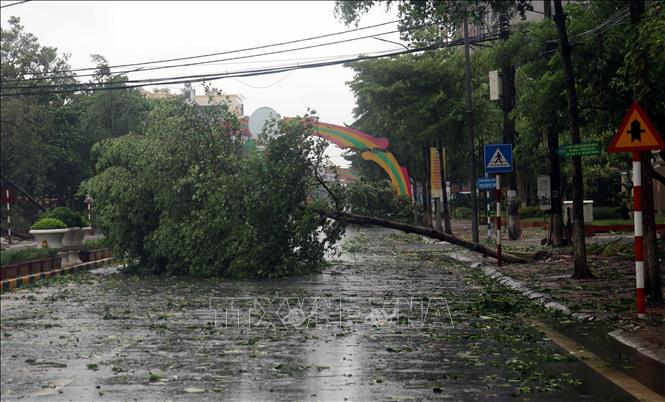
left=553, top=0, right=592, bottom=279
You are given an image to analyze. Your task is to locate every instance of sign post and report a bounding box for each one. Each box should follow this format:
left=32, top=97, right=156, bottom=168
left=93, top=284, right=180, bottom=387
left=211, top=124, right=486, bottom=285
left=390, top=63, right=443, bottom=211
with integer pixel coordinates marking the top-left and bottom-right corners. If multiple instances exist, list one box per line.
left=484, top=144, right=514, bottom=267
left=477, top=177, right=496, bottom=241
left=608, top=101, right=665, bottom=318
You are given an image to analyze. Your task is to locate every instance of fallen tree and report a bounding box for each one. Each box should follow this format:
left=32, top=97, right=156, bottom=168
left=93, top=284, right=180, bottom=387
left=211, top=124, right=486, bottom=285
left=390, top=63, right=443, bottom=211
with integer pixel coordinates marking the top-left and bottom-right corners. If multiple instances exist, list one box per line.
left=321, top=209, right=530, bottom=264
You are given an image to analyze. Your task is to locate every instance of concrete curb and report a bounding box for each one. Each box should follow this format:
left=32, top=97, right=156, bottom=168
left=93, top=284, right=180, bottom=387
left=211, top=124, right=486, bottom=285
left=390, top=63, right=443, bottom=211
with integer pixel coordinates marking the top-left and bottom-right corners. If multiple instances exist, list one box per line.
left=1, top=257, right=114, bottom=292
left=608, top=330, right=665, bottom=365
left=479, top=265, right=594, bottom=321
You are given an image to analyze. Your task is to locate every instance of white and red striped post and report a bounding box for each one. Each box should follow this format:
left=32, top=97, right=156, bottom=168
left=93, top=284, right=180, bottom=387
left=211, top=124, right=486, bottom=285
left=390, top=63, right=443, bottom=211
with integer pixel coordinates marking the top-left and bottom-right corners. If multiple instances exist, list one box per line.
left=632, top=152, right=646, bottom=317
left=5, top=189, right=11, bottom=245
left=496, top=174, right=502, bottom=267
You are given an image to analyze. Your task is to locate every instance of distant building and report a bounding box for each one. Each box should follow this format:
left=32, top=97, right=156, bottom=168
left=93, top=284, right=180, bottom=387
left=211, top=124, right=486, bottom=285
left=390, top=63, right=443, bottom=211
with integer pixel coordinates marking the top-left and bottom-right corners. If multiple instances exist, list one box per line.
left=140, top=83, right=245, bottom=117
left=182, top=82, right=245, bottom=116
left=140, top=87, right=174, bottom=100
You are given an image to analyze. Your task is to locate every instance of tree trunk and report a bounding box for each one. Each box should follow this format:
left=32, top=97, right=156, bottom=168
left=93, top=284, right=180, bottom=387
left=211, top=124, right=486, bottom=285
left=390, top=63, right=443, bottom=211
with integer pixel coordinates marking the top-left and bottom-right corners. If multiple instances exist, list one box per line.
left=438, top=139, right=452, bottom=234
left=463, top=14, right=479, bottom=243
left=321, top=210, right=529, bottom=263
left=641, top=154, right=663, bottom=303
left=501, top=65, right=521, bottom=240
left=631, top=0, right=663, bottom=304
left=553, top=0, right=592, bottom=279
left=547, top=127, right=565, bottom=246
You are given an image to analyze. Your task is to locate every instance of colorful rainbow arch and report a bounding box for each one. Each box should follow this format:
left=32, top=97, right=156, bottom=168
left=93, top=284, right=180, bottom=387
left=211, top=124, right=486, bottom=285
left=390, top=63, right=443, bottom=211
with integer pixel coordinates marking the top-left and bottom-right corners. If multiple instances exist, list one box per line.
left=236, top=118, right=412, bottom=198
left=311, top=122, right=411, bottom=199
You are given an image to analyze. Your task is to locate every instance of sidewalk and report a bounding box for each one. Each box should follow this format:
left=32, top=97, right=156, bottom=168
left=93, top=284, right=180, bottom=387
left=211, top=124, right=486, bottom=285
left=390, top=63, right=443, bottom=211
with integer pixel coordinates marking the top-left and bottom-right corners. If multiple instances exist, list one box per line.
left=430, top=220, right=665, bottom=365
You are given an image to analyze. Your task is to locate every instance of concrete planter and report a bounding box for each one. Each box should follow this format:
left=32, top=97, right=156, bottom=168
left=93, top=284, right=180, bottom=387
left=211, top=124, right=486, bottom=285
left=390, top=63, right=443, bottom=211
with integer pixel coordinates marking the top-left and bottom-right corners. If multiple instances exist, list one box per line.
left=61, top=227, right=83, bottom=247
left=1, top=256, right=61, bottom=281
left=1, top=264, right=18, bottom=281
left=79, top=247, right=112, bottom=262
left=28, top=228, right=69, bottom=249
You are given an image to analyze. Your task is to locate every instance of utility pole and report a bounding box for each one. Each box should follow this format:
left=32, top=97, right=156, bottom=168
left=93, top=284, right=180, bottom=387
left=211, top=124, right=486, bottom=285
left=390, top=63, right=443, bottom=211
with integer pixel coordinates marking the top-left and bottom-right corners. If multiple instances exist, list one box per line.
left=499, top=13, right=521, bottom=240
left=463, top=13, right=479, bottom=243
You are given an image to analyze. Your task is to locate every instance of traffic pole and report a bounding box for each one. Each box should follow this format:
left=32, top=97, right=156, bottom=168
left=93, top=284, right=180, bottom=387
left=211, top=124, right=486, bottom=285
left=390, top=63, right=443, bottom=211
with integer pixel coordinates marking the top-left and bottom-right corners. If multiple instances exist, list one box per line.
left=5, top=189, right=11, bottom=245
left=496, top=174, right=502, bottom=266
left=486, top=174, right=491, bottom=241
left=487, top=189, right=491, bottom=241
left=632, top=152, right=646, bottom=317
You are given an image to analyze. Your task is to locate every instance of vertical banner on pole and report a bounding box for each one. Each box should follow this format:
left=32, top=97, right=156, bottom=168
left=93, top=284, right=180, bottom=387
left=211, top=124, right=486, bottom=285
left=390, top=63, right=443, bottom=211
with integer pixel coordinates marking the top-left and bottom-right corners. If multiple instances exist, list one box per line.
left=430, top=147, right=443, bottom=200
left=608, top=101, right=665, bottom=317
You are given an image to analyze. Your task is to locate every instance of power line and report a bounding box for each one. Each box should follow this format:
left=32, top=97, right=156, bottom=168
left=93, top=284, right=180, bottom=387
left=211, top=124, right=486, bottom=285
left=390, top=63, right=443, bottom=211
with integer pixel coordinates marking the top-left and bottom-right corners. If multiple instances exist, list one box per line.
left=2, top=34, right=500, bottom=97
left=230, top=70, right=296, bottom=89
left=0, top=0, right=30, bottom=9
left=2, top=26, right=415, bottom=85
left=4, top=19, right=403, bottom=83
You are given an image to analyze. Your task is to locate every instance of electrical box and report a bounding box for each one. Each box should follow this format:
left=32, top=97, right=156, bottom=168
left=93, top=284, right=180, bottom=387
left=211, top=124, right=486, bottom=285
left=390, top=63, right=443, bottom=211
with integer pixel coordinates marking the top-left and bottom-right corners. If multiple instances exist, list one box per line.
left=489, top=70, right=502, bottom=101
left=563, top=200, right=594, bottom=224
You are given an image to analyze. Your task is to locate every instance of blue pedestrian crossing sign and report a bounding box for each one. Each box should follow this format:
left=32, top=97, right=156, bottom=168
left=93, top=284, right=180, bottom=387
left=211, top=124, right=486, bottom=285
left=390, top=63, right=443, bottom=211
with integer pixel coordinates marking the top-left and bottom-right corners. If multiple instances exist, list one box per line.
left=484, top=144, right=513, bottom=173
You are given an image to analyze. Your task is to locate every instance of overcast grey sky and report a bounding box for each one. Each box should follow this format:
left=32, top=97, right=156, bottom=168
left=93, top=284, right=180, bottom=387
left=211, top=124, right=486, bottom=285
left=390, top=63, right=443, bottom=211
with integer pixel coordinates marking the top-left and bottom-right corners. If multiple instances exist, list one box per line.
left=0, top=0, right=402, bottom=164
left=2, top=1, right=406, bottom=164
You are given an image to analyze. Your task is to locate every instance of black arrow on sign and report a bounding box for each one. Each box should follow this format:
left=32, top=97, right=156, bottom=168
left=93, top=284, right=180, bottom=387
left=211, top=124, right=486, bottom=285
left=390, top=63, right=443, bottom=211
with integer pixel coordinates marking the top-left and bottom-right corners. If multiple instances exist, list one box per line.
left=627, top=119, right=644, bottom=142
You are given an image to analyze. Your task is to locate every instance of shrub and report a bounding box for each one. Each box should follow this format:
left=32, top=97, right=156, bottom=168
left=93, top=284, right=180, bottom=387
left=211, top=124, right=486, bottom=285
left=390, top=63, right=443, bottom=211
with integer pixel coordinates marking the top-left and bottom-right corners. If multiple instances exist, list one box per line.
left=1, top=247, right=57, bottom=266
left=31, top=218, right=67, bottom=230
left=83, top=238, right=110, bottom=250
left=343, top=179, right=414, bottom=223
left=519, top=206, right=544, bottom=219
left=452, top=207, right=472, bottom=219
left=39, top=207, right=87, bottom=227
left=593, top=206, right=627, bottom=220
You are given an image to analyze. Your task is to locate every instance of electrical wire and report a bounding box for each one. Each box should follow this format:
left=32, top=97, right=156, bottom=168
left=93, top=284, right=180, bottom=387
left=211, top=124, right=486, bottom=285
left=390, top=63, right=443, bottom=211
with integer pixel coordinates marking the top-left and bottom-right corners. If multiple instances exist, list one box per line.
left=230, top=70, right=296, bottom=89
left=0, top=0, right=30, bottom=9
left=2, top=34, right=499, bottom=97
left=3, top=19, right=404, bottom=83
left=2, top=27, right=416, bottom=85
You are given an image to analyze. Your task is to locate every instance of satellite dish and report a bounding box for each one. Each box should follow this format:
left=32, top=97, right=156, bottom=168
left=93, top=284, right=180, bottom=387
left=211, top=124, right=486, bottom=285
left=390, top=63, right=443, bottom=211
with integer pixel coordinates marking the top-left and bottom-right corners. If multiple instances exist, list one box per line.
left=248, top=107, right=281, bottom=139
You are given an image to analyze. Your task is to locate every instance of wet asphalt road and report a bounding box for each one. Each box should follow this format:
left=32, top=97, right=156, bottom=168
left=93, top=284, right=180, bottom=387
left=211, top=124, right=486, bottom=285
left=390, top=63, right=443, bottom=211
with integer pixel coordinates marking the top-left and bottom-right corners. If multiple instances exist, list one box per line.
left=0, top=227, right=639, bottom=401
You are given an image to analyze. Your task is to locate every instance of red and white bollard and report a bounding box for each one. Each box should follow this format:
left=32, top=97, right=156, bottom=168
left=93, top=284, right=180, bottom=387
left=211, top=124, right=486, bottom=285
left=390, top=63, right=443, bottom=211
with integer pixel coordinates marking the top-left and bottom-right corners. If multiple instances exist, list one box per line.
left=5, top=189, right=11, bottom=245
left=632, top=152, right=646, bottom=317
left=496, top=175, right=502, bottom=267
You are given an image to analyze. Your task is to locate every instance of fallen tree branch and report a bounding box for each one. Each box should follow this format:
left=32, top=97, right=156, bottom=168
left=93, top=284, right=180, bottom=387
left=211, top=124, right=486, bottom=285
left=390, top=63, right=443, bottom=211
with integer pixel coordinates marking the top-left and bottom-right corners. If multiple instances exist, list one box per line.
left=320, top=209, right=530, bottom=264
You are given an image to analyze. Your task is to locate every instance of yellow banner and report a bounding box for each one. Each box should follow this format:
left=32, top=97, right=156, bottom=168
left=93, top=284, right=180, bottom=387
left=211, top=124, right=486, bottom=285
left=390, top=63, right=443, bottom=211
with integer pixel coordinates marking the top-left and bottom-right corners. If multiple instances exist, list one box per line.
left=430, top=147, right=442, bottom=198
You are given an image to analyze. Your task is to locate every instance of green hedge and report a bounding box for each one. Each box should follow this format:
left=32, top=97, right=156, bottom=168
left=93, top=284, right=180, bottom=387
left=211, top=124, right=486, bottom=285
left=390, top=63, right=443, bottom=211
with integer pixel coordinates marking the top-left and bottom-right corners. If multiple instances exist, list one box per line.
left=31, top=217, right=66, bottom=230
left=593, top=206, right=627, bottom=220
left=518, top=206, right=544, bottom=219
left=1, top=247, right=57, bottom=266
left=83, top=238, right=110, bottom=250
left=452, top=206, right=472, bottom=219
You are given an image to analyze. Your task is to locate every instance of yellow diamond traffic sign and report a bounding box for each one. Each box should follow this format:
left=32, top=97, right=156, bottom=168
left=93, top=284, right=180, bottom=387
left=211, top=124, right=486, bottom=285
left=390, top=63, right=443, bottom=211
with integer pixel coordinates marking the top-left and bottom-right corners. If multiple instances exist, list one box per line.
left=608, top=101, right=665, bottom=153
